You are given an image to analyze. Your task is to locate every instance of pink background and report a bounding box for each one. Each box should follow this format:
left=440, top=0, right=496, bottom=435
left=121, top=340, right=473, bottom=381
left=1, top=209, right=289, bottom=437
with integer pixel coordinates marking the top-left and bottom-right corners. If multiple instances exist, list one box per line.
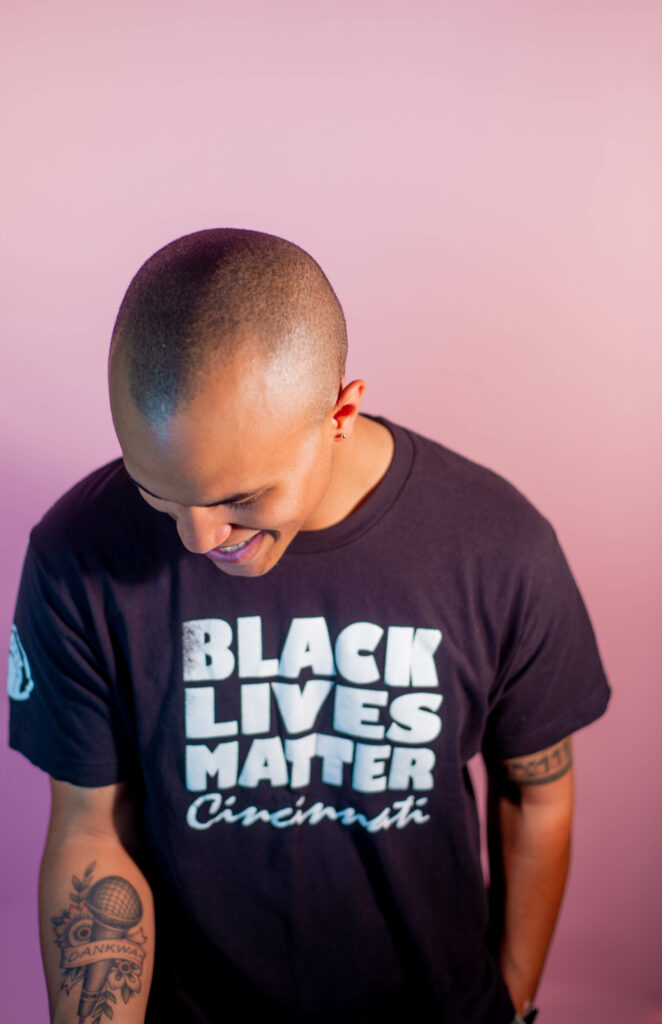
left=2, top=2, right=661, bottom=1020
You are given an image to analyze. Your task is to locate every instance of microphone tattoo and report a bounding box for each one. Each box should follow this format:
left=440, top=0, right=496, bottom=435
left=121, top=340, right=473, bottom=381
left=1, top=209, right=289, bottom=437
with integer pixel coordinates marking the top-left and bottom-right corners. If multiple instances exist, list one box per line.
left=52, top=863, right=147, bottom=1023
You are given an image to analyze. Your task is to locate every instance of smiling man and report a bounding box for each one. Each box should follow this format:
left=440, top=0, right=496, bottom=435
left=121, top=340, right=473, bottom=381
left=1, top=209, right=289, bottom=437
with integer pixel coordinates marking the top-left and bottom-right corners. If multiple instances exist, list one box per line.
left=8, top=229, right=609, bottom=1024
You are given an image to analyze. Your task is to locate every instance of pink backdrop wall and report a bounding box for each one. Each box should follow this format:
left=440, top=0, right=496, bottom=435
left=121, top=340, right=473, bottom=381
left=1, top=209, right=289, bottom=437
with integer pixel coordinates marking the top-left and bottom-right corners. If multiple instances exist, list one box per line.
left=2, top=2, right=661, bottom=1020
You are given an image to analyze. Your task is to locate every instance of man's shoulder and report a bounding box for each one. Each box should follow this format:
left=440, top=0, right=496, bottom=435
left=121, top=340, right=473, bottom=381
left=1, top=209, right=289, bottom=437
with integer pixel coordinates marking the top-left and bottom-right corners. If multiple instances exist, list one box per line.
left=390, top=418, right=553, bottom=542
left=29, top=459, right=152, bottom=565
left=34, top=459, right=128, bottom=528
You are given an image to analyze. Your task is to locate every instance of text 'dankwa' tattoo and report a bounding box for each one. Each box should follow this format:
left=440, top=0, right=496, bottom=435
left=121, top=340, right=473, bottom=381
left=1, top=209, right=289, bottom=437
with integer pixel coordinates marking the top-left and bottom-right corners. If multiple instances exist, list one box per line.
left=52, top=862, right=146, bottom=1022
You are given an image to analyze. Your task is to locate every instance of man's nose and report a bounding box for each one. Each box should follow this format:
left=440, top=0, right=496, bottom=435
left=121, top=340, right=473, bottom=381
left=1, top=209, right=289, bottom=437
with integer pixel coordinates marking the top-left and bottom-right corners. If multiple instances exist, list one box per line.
left=175, top=507, right=233, bottom=554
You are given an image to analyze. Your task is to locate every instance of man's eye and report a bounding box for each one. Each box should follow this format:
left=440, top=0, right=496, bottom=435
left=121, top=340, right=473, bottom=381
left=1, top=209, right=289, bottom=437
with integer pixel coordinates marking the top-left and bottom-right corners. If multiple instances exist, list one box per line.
left=229, top=495, right=260, bottom=509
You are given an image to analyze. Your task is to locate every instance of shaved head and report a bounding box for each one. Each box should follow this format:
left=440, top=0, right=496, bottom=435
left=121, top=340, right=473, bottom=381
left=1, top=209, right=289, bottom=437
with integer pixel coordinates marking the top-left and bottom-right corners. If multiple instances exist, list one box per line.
left=109, top=228, right=347, bottom=422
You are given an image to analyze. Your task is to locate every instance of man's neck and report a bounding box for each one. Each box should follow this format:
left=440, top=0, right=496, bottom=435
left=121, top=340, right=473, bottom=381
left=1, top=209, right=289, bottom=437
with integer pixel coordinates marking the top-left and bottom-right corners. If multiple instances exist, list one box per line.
left=302, top=414, right=395, bottom=531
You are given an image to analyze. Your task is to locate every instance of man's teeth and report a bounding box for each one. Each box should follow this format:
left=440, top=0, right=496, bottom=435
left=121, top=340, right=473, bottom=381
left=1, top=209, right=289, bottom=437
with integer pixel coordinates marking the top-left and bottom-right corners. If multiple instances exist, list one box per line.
left=219, top=537, right=253, bottom=553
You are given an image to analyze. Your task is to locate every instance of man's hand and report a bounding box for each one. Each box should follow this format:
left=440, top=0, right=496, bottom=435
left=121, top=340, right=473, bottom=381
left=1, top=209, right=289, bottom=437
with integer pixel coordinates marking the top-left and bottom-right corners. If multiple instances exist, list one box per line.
left=487, top=737, right=574, bottom=1015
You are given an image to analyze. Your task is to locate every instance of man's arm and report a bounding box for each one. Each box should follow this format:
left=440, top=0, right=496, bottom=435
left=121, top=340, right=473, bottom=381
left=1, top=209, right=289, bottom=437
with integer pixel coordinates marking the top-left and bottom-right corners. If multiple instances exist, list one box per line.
left=486, top=736, right=574, bottom=1016
left=39, top=779, right=154, bottom=1024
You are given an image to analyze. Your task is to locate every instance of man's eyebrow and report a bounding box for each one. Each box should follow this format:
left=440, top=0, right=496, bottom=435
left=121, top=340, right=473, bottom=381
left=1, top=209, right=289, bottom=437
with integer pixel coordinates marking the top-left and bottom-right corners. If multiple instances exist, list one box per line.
left=126, top=474, right=261, bottom=508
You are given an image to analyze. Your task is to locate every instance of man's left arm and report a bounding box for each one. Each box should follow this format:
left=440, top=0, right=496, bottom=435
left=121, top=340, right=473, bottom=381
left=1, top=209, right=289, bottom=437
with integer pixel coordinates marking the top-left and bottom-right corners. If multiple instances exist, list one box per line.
left=486, top=736, right=574, bottom=1017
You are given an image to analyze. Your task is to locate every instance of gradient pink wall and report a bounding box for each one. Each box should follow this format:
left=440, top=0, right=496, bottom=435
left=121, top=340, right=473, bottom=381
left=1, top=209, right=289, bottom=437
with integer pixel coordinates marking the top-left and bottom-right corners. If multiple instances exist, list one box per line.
left=2, top=2, right=661, bottom=1020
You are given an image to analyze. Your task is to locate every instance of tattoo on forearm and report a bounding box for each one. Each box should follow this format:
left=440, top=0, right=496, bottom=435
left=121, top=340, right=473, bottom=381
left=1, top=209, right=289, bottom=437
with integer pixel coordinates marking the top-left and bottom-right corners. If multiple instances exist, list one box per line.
left=52, top=862, right=146, bottom=1022
left=504, top=737, right=573, bottom=786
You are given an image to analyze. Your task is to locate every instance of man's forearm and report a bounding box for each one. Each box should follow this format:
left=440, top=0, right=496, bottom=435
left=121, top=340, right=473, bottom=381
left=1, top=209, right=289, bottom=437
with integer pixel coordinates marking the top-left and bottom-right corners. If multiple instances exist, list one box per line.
left=39, top=835, right=154, bottom=1024
left=487, top=739, right=574, bottom=1015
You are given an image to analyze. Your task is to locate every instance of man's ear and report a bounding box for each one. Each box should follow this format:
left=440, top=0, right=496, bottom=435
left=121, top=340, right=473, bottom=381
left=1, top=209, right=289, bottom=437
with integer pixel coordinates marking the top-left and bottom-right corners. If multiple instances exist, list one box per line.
left=331, top=379, right=366, bottom=439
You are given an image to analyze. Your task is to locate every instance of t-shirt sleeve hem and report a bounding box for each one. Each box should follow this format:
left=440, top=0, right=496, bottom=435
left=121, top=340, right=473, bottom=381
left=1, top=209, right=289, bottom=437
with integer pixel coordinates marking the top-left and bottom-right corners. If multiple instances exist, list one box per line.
left=9, top=740, right=127, bottom=788
left=485, top=686, right=611, bottom=761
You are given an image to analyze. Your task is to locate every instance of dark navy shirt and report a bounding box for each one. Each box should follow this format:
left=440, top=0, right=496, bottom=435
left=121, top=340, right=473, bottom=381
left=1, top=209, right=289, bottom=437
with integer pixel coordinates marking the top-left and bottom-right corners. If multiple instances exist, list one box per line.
left=8, top=419, right=610, bottom=1023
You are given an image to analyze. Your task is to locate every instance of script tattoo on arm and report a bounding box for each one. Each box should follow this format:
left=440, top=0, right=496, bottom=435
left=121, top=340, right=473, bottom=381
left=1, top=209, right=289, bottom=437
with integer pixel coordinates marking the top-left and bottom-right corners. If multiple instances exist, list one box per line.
left=503, top=737, right=573, bottom=786
left=51, top=862, right=147, bottom=1023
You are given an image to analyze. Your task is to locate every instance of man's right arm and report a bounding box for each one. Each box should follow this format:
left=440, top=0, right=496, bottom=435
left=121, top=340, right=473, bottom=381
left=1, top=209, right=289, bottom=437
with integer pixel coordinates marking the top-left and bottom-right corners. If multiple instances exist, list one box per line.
left=39, top=779, right=154, bottom=1024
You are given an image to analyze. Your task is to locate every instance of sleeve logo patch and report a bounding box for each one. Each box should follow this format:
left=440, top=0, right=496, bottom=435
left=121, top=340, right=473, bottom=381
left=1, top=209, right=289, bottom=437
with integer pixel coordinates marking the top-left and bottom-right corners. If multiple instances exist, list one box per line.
left=7, top=624, right=35, bottom=701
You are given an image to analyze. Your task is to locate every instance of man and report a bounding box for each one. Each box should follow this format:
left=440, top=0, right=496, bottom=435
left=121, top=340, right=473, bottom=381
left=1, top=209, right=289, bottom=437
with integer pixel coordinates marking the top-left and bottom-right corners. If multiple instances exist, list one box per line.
left=8, top=229, right=609, bottom=1023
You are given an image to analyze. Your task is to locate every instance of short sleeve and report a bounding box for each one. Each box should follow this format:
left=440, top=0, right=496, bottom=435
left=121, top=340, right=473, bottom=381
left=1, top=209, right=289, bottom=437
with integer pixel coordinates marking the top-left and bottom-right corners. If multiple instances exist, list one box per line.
left=483, top=522, right=610, bottom=761
left=7, top=539, right=132, bottom=786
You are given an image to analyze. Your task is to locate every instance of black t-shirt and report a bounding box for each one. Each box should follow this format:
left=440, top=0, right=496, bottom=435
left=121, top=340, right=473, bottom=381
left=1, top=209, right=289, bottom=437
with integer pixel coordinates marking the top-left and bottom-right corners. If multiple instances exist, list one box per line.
left=8, top=418, right=610, bottom=1023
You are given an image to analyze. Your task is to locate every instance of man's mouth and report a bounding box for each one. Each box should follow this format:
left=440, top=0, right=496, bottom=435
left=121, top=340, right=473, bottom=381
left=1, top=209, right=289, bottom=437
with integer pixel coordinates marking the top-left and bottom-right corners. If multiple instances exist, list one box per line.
left=204, top=531, right=266, bottom=566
